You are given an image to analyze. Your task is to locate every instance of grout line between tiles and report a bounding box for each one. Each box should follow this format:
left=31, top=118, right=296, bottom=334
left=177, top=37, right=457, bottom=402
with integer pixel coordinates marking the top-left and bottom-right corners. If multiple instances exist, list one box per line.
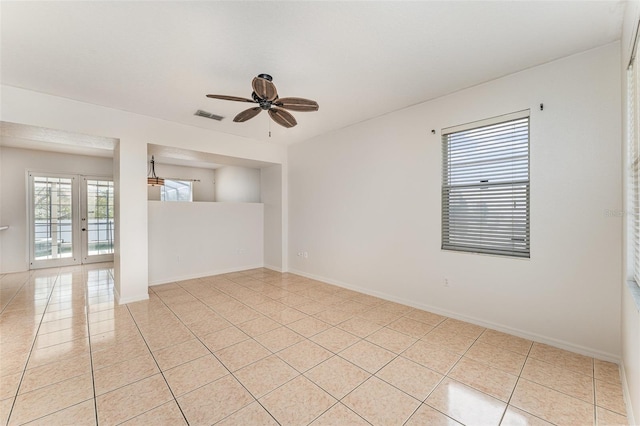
left=5, top=268, right=61, bottom=425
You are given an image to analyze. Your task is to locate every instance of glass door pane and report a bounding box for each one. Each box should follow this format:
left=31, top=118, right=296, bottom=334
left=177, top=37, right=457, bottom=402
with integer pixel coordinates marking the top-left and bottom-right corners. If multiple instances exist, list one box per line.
left=82, top=178, right=114, bottom=263
left=30, top=174, right=79, bottom=268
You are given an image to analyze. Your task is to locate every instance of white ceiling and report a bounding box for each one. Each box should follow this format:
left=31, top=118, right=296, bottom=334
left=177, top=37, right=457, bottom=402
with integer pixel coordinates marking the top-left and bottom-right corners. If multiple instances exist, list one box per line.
left=0, top=1, right=625, bottom=147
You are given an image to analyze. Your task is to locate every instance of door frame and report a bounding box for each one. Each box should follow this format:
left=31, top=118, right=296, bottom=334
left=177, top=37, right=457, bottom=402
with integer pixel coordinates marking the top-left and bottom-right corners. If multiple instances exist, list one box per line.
left=80, top=176, right=115, bottom=264
left=28, top=171, right=81, bottom=269
left=28, top=172, right=114, bottom=269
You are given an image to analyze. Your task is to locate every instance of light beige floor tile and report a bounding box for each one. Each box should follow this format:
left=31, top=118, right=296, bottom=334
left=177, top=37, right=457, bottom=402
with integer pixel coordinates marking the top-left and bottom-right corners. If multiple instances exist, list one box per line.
left=529, top=343, right=594, bottom=376
left=178, top=374, right=254, bottom=425
left=22, top=399, right=96, bottom=426
left=376, top=356, right=443, bottom=400
left=216, top=401, right=279, bottom=426
left=310, top=402, right=369, bottom=425
left=421, top=327, right=476, bottom=354
left=187, top=315, right=231, bottom=338
left=405, top=309, right=447, bottom=326
left=0, top=371, right=22, bottom=400
left=436, top=318, right=486, bottom=339
left=500, top=406, right=554, bottom=426
left=313, top=308, right=354, bottom=325
left=254, top=300, right=289, bottom=316
left=96, top=374, right=173, bottom=425
left=0, top=397, right=14, bottom=426
left=403, top=340, right=461, bottom=374
left=234, top=355, right=299, bottom=398
left=120, top=400, right=187, bottom=425
left=465, top=341, right=527, bottom=375
left=200, top=326, right=249, bottom=352
left=10, top=373, right=94, bottom=425
left=27, top=337, right=91, bottom=370
left=357, top=308, right=403, bottom=326
left=477, top=329, right=533, bottom=356
left=91, top=338, right=150, bottom=369
left=521, top=357, right=594, bottom=403
left=93, top=352, right=159, bottom=395
left=265, top=307, right=308, bottom=324
left=32, top=327, right=88, bottom=350
left=425, top=377, right=506, bottom=426
left=378, top=301, right=414, bottom=315
left=152, top=338, right=210, bottom=371
left=277, top=340, right=333, bottom=372
left=287, top=316, right=332, bottom=337
left=19, top=353, right=92, bottom=394
left=237, top=315, right=281, bottom=337
left=343, top=376, right=420, bottom=425
left=254, top=326, right=305, bottom=352
left=596, top=406, right=630, bottom=426
left=215, top=339, right=271, bottom=371
left=0, top=351, right=29, bottom=377
left=387, top=317, right=434, bottom=338
left=259, top=375, right=336, bottom=425
left=339, top=340, right=396, bottom=374
left=337, top=317, right=383, bottom=338
left=594, top=359, right=622, bottom=385
left=139, top=324, right=194, bottom=351
left=366, top=327, right=417, bottom=354
left=305, top=356, right=371, bottom=400
left=405, top=404, right=463, bottom=426
left=163, top=354, right=228, bottom=396
left=510, top=378, right=595, bottom=426
left=311, top=327, right=360, bottom=353
left=595, top=379, right=627, bottom=415
left=448, top=357, right=518, bottom=402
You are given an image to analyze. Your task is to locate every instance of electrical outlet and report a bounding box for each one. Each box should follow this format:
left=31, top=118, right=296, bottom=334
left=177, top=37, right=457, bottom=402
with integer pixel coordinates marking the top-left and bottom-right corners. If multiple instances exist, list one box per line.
left=303, top=252, right=308, bottom=258
left=444, top=278, right=449, bottom=287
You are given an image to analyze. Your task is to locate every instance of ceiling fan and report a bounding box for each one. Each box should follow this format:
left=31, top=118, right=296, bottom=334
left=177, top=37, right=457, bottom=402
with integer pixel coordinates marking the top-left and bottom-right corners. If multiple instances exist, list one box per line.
left=206, top=74, right=319, bottom=128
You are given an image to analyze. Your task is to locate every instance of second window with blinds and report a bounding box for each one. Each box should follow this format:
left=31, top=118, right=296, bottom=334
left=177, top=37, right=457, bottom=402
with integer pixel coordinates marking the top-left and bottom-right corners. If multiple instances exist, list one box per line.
left=441, top=110, right=530, bottom=258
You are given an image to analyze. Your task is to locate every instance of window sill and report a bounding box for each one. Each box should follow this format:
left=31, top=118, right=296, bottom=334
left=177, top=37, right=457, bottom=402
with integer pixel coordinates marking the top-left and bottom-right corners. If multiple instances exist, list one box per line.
left=627, top=280, right=640, bottom=312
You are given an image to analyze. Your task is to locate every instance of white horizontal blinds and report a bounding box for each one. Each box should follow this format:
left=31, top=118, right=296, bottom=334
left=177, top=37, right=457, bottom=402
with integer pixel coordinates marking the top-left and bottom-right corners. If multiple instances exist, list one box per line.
left=630, top=62, right=640, bottom=285
left=442, top=113, right=530, bottom=258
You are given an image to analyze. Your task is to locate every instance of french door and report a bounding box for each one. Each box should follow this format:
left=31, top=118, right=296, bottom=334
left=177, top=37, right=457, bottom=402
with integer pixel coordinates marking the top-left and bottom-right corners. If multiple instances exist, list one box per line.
left=29, top=173, right=114, bottom=269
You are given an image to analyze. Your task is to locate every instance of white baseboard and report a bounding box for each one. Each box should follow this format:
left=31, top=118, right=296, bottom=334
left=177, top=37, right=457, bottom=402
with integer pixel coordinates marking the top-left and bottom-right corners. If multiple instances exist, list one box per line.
left=289, top=268, right=621, bottom=363
left=620, top=362, right=637, bottom=426
left=148, top=264, right=265, bottom=286
left=113, top=286, right=149, bottom=305
left=263, top=263, right=283, bottom=272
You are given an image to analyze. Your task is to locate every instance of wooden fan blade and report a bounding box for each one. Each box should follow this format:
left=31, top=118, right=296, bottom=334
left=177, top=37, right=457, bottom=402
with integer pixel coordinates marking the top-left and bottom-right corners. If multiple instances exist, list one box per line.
left=252, top=77, right=278, bottom=101
left=234, top=107, right=262, bottom=123
left=206, top=94, right=256, bottom=103
left=268, top=108, right=297, bottom=128
left=274, top=97, right=319, bottom=112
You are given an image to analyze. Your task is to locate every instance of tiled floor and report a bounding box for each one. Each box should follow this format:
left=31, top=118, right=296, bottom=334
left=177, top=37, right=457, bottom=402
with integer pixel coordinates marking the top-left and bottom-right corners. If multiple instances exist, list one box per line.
left=0, top=264, right=630, bottom=425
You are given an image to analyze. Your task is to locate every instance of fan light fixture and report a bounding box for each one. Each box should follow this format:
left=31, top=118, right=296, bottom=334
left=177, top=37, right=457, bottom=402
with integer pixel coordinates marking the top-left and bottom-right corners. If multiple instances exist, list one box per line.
left=147, top=156, right=164, bottom=186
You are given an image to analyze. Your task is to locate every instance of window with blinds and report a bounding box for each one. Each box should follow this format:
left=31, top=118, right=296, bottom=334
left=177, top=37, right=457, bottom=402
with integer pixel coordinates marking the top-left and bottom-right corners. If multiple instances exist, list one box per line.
left=442, top=111, right=530, bottom=258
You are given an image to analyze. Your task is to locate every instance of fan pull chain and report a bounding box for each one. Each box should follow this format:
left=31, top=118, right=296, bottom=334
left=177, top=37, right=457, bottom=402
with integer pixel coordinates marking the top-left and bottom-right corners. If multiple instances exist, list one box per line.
left=269, top=118, right=272, bottom=138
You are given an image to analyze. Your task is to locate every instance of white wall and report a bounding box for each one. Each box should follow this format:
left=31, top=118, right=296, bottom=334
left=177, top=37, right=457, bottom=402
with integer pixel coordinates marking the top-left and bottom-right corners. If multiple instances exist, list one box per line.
left=289, top=43, right=622, bottom=359
left=147, top=201, right=263, bottom=284
left=214, top=166, right=261, bottom=202
left=0, top=147, right=113, bottom=273
left=620, top=1, right=640, bottom=422
left=1, top=86, right=286, bottom=302
left=147, top=163, right=216, bottom=202
left=261, top=164, right=283, bottom=271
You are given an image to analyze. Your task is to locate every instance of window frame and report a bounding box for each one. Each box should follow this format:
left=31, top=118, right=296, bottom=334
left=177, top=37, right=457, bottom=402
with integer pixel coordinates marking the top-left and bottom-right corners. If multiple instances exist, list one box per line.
left=160, top=179, right=193, bottom=202
left=441, top=110, right=531, bottom=258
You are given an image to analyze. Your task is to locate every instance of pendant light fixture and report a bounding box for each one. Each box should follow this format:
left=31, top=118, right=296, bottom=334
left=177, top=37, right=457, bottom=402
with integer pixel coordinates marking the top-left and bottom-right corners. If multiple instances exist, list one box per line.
left=147, top=155, right=165, bottom=186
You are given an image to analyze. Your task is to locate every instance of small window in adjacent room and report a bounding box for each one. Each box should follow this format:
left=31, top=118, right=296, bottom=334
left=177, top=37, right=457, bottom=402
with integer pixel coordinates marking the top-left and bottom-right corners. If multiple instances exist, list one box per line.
left=161, top=179, right=193, bottom=202
left=441, top=110, right=530, bottom=258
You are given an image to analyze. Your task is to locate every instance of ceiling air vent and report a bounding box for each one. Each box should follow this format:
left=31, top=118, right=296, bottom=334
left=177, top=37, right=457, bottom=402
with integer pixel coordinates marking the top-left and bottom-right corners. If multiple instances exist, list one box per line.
left=194, top=109, right=224, bottom=121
